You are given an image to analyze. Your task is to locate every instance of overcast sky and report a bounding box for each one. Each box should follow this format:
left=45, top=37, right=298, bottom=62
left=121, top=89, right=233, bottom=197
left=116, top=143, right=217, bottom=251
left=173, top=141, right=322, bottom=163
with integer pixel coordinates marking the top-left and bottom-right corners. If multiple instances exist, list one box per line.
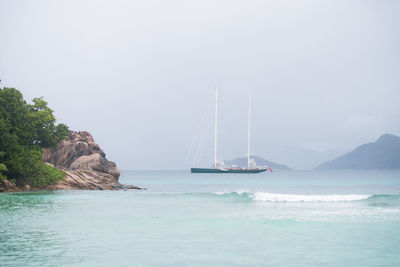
left=1, top=0, right=399, bottom=170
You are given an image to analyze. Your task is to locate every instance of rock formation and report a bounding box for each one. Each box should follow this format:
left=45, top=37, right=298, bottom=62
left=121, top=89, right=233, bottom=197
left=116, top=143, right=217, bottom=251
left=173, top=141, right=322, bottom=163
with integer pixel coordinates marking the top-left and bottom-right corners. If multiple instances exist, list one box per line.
left=1, top=131, right=141, bottom=192
left=41, top=131, right=141, bottom=190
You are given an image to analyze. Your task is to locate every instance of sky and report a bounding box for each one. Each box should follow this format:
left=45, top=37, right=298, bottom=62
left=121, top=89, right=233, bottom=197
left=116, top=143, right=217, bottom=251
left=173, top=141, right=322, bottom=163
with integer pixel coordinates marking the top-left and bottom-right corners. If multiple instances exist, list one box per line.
left=1, top=0, right=399, bottom=170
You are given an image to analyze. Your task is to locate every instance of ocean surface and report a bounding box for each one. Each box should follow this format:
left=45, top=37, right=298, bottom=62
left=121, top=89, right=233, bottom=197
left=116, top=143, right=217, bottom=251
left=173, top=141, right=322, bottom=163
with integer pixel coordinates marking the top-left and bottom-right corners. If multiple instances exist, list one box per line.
left=1, top=170, right=400, bottom=267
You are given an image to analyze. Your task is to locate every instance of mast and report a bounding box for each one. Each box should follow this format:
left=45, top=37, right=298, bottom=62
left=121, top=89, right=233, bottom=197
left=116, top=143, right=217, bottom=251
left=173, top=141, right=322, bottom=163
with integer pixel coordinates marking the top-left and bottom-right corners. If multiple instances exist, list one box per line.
left=214, top=84, right=218, bottom=168
left=247, top=90, right=251, bottom=168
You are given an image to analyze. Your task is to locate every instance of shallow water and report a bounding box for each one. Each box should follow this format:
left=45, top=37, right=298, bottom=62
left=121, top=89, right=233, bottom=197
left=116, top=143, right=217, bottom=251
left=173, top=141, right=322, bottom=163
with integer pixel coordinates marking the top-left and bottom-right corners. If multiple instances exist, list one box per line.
left=1, top=170, right=400, bottom=266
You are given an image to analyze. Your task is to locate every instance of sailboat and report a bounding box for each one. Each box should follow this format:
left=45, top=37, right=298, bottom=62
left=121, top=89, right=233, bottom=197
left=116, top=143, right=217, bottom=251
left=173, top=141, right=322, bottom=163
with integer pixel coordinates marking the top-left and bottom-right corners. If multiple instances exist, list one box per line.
left=191, top=86, right=267, bottom=173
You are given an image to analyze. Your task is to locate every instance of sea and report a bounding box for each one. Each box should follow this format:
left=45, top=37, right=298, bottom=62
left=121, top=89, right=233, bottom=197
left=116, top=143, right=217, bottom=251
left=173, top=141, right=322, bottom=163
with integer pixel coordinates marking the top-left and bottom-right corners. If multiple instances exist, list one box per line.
left=1, top=170, right=400, bottom=267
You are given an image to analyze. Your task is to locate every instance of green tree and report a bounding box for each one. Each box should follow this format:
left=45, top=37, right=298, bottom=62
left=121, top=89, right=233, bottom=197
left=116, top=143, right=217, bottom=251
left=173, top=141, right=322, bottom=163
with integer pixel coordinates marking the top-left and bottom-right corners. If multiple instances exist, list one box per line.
left=28, top=97, right=69, bottom=147
left=0, top=87, right=69, bottom=187
left=0, top=151, right=7, bottom=180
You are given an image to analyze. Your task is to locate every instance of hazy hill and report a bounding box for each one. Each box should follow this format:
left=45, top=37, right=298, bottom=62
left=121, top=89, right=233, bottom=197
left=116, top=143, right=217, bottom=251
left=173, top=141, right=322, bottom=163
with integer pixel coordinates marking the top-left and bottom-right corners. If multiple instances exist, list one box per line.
left=316, top=134, right=400, bottom=170
left=225, top=155, right=292, bottom=170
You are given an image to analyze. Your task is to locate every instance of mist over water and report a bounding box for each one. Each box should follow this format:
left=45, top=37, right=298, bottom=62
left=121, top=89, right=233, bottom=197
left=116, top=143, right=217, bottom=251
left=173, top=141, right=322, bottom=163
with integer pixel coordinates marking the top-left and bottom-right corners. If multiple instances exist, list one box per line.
left=1, top=0, right=399, bottom=169
left=1, top=1, right=399, bottom=266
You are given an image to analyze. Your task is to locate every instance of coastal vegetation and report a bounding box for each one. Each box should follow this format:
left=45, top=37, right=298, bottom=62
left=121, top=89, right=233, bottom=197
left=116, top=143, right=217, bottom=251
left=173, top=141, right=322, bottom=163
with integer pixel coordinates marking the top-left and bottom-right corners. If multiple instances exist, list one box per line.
left=0, top=87, right=69, bottom=187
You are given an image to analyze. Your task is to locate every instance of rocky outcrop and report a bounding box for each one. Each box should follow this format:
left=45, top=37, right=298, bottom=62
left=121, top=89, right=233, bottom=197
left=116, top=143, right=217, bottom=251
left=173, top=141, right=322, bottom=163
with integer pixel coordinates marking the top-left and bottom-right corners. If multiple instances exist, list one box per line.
left=41, top=131, right=141, bottom=190
left=43, top=131, right=119, bottom=178
left=0, top=179, right=31, bottom=193
left=0, top=179, right=16, bottom=192
left=44, top=167, right=141, bottom=190
left=1, top=131, right=141, bottom=192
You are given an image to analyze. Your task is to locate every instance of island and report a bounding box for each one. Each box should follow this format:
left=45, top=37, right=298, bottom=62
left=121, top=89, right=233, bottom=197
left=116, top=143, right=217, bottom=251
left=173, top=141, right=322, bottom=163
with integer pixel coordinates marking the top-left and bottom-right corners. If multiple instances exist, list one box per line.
left=225, top=155, right=292, bottom=170
left=316, top=133, right=400, bottom=170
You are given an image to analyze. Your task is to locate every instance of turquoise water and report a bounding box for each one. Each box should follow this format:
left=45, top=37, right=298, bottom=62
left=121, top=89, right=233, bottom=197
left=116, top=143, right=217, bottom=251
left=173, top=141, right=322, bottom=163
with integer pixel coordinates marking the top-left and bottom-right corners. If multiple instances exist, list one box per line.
left=1, top=170, right=400, bottom=266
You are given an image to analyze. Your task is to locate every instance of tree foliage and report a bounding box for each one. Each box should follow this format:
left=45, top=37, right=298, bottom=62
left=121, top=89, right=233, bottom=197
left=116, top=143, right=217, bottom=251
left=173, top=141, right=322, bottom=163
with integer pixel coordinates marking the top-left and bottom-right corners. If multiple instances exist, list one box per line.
left=0, top=87, right=69, bottom=186
left=0, top=151, right=7, bottom=181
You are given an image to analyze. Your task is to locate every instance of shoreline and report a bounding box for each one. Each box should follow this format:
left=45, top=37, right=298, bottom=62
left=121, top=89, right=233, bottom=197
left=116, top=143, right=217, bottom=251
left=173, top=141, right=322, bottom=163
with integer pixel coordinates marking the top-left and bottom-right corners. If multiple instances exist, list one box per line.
left=0, top=178, right=144, bottom=193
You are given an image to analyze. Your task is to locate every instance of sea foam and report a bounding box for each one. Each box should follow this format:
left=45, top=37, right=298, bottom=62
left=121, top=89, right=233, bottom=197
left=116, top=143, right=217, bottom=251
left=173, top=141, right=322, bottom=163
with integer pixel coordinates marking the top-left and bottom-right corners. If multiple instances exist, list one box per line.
left=252, top=192, right=371, bottom=202
left=212, top=191, right=372, bottom=202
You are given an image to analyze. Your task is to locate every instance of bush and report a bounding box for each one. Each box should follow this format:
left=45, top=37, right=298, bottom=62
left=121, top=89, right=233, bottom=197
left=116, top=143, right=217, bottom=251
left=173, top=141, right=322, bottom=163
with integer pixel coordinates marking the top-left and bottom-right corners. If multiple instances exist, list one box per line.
left=5, top=148, right=64, bottom=186
left=0, top=87, right=69, bottom=187
left=0, top=151, right=7, bottom=180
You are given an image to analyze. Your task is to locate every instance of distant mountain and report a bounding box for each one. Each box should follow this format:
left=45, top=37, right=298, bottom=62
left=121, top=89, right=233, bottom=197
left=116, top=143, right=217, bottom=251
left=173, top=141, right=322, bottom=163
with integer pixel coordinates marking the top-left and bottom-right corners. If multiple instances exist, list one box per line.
left=225, top=155, right=292, bottom=170
left=316, top=134, right=400, bottom=170
left=263, top=146, right=347, bottom=170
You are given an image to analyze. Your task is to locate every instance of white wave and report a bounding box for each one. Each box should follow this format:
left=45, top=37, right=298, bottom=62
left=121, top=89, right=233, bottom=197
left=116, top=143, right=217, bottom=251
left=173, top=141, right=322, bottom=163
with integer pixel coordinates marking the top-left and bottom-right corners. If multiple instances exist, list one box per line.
left=252, top=192, right=371, bottom=202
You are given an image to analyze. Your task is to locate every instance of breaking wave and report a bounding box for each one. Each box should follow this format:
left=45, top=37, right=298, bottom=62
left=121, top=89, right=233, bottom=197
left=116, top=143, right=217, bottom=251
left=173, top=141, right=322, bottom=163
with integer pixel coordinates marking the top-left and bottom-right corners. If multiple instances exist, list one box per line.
left=178, top=191, right=400, bottom=205
left=251, top=192, right=371, bottom=202
left=210, top=191, right=392, bottom=202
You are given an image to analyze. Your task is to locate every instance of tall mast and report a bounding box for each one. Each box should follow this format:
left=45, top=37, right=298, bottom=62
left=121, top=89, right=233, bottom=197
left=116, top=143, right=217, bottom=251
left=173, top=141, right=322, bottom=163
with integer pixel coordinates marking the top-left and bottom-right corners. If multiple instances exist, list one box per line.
left=214, top=84, right=218, bottom=168
left=247, top=90, right=251, bottom=168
